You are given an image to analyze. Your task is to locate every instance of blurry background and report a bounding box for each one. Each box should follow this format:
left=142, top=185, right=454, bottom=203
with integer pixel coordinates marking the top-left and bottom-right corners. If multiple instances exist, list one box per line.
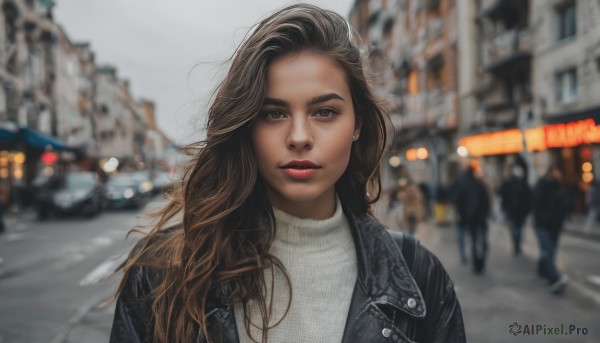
left=0, top=0, right=599, bottom=342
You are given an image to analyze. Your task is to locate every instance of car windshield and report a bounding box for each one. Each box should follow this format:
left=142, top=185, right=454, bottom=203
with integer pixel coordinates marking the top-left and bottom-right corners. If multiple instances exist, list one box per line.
left=66, top=173, right=95, bottom=188
left=131, top=171, right=151, bottom=182
left=107, top=175, right=134, bottom=186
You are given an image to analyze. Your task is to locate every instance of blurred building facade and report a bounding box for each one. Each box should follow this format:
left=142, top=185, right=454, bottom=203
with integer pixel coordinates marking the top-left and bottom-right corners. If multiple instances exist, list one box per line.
left=351, top=0, right=600, bottom=212
left=350, top=0, right=459, bottom=195
left=0, top=0, right=174, bottom=208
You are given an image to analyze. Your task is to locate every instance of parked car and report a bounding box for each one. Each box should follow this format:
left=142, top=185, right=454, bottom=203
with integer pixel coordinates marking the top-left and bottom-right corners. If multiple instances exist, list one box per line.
left=104, top=174, right=146, bottom=209
left=35, top=171, right=104, bottom=219
left=130, top=171, right=154, bottom=197
left=152, top=171, right=173, bottom=195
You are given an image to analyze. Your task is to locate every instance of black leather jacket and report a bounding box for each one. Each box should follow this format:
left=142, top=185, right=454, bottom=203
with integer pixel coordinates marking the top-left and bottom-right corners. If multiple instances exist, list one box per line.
left=110, top=212, right=466, bottom=343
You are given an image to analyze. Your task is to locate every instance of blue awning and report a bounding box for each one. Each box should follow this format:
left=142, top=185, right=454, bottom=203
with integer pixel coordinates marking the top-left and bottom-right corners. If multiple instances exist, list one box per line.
left=0, top=128, right=17, bottom=142
left=21, top=127, right=70, bottom=151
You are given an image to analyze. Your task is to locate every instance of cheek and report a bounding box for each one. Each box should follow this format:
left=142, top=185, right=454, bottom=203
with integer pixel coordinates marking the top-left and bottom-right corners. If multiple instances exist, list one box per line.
left=252, top=128, right=274, bottom=170
left=327, top=135, right=354, bottom=171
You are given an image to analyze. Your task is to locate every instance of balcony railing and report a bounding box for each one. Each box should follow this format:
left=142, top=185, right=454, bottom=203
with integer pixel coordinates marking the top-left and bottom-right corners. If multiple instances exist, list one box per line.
left=398, top=91, right=456, bottom=130
left=427, top=91, right=455, bottom=128
left=483, top=106, right=518, bottom=127
left=482, top=28, right=532, bottom=71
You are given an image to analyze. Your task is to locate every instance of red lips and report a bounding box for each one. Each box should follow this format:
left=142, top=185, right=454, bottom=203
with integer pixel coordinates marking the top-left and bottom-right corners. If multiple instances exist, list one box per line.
left=280, top=160, right=321, bottom=169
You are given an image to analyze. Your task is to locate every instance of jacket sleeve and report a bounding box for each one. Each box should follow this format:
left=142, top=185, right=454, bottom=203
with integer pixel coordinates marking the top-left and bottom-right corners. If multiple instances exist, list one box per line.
left=110, top=266, right=157, bottom=343
left=415, top=245, right=467, bottom=343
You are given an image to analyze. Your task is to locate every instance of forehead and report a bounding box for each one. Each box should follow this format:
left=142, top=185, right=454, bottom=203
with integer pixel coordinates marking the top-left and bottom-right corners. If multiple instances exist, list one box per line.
left=266, top=52, right=350, bottom=98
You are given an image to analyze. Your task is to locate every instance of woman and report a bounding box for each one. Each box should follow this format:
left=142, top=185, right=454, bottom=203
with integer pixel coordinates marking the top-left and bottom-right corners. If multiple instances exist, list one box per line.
left=398, top=179, right=424, bottom=235
left=110, top=4, right=465, bottom=343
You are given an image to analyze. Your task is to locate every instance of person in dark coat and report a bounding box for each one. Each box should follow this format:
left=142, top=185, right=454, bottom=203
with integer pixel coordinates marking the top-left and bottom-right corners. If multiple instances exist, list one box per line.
left=499, top=165, right=531, bottom=255
left=453, top=164, right=490, bottom=274
left=583, top=180, right=600, bottom=234
left=532, top=166, right=570, bottom=294
left=448, top=174, right=467, bottom=264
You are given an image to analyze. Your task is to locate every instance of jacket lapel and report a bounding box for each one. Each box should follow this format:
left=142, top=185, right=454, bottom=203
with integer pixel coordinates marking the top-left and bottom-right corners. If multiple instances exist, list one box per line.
left=341, top=210, right=427, bottom=342
left=200, top=210, right=426, bottom=343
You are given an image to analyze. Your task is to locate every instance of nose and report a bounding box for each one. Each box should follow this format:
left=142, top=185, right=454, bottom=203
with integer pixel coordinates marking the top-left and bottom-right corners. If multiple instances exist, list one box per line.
left=286, top=115, right=313, bottom=150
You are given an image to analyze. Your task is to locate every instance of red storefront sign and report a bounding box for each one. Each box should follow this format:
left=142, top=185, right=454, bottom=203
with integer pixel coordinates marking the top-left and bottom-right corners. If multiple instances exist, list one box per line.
left=544, top=119, right=600, bottom=148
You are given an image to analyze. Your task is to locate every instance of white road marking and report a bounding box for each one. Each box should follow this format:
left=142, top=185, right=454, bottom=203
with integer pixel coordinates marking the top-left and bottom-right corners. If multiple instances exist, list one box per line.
left=79, top=254, right=126, bottom=287
left=569, top=279, right=600, bottom=306
left=587, top=275, right=600, bottom=287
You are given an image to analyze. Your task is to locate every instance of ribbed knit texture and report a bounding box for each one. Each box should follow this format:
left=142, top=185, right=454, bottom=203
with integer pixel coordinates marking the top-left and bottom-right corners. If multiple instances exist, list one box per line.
left=234, top=196, right=357, bottom=343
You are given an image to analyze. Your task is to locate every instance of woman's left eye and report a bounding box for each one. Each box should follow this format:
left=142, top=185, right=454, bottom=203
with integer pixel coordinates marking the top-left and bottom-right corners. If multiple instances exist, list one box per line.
left=313, top=108, right=337, bottom=118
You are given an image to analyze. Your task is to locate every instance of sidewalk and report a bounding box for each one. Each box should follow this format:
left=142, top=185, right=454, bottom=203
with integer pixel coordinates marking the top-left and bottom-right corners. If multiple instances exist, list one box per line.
left=563, top=214, right=600, bottom=241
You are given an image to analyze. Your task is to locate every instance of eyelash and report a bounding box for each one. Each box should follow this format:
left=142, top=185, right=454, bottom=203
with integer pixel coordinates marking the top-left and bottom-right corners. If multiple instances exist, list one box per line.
left=261, top=108, right=339, bottom=120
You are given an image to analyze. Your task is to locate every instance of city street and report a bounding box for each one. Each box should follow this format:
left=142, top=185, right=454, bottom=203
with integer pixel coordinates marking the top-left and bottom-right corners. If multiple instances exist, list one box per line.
left=1, top=199, right=599, bottom=342
left=0, top=198, right=163, bottom=343
left=416, top=219, right=600, bottom=343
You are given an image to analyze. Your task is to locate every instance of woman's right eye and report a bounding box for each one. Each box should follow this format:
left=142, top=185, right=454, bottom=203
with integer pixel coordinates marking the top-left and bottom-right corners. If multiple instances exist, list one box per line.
left=262, top=110, right=286, bottom=120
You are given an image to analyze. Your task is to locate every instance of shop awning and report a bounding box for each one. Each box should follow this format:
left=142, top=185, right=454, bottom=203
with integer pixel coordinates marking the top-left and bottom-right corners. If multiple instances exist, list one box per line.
left=0, top=128, right=17, bottom=142
left=21, top=127, right=70, bottom=151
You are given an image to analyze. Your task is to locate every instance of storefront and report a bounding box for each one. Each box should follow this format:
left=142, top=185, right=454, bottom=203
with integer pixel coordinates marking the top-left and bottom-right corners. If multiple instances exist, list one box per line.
left=459, top=118, right=600, bottom=213
left=0, top=127, right=72, bottom=209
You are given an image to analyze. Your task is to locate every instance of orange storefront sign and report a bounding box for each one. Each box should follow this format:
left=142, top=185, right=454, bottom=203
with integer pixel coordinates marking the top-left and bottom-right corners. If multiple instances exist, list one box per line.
left=459, top=129, right=523, bottom=157
left=459, top=119, right=600, bottom=157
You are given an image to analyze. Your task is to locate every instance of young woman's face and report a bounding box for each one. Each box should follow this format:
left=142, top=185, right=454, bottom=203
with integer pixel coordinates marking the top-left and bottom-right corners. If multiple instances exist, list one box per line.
left=252, top=52, right=360, bottom=219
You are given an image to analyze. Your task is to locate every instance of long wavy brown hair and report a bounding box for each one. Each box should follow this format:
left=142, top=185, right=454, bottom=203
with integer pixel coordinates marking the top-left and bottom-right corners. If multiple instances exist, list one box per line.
left=115, top=4, right=388, bottom=343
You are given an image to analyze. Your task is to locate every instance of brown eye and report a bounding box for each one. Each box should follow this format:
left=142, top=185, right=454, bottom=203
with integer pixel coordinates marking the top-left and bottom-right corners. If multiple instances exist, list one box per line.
left=313, top=108, right=336, bottom=118
left=262, top=110, right=286, bottom=120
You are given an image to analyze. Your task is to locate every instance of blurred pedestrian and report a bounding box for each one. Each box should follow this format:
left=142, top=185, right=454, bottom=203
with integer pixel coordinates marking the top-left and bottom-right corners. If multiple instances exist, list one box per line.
left=532, top=166, right=570, bottom=294
left=0, top=187, right=5, bottom=234
left=499, top=165, right=532, bottom=255
left=453, top=163, right=490, bottom=274
left=583, top=180, right=600, bottom=234
left=418, top=181, right=431, bottom=219
left=385, top=185, right=404, bottom=231
left=449, top=175, right=468, bottom=264
left=109, top=5, right=465, bottom=343
left=399, top=179, right=424, bottom=235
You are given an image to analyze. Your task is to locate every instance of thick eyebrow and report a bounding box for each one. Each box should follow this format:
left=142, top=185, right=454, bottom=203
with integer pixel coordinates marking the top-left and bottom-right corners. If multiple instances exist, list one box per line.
left=262, top=93, right=345, bottom=107
left=307, top=93, right=345, bottom=106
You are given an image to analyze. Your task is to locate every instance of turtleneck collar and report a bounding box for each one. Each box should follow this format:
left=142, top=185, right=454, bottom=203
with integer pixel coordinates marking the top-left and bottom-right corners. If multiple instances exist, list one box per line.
left=270, top=195, right=355, bottom=260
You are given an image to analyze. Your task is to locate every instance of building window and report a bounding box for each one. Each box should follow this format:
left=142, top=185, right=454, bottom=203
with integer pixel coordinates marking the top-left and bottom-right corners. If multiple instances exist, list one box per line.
left=555, top=68, right=578, bottom=104
left=556, top=2, right=576, bottom=41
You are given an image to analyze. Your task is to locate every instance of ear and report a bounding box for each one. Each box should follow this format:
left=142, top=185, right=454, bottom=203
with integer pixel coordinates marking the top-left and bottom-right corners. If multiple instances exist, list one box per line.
left=353, top=116, right=362, bottom=138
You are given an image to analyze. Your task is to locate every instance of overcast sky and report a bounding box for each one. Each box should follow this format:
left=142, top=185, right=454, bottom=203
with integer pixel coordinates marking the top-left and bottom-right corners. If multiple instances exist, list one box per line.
left=53, top=1, right=354, bottom=145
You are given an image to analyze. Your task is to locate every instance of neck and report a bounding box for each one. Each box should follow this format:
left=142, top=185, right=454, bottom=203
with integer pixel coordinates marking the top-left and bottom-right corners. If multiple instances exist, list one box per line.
left=267, top=188, right=336, bottom=220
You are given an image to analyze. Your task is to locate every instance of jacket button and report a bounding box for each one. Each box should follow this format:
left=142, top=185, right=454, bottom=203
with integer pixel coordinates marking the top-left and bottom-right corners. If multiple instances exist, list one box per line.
left=382, top=328, right=392, bottom=337
left=407, top=298, right=417, bottom=309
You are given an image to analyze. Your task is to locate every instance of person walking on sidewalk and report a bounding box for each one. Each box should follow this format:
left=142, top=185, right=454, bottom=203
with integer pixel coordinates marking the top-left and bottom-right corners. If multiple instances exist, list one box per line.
left=109, top=5, right=466, bottom=343
left=499, top=165, right=531, bottom=255
left=398, top=178, right=424, bottom=235
left=583, top=180, right=600, bottom=234
left=532, top=166, right=570, bottom=294
left=453, top=163, right=490, bottom=274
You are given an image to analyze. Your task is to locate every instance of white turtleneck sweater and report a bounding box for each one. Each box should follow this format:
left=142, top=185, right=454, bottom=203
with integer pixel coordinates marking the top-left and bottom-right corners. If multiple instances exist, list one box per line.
left=234, top=196, right=358, bottom=343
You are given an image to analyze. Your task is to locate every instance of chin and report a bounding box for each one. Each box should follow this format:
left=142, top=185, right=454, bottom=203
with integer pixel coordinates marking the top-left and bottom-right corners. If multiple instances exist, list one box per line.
left=272, top=184, right=332, bottom=203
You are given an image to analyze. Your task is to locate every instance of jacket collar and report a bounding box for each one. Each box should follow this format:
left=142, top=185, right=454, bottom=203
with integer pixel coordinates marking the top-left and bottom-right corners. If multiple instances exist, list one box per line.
left=203, top=206, right=427, bottom=340
left=344, top=209, right=427, bottom=319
